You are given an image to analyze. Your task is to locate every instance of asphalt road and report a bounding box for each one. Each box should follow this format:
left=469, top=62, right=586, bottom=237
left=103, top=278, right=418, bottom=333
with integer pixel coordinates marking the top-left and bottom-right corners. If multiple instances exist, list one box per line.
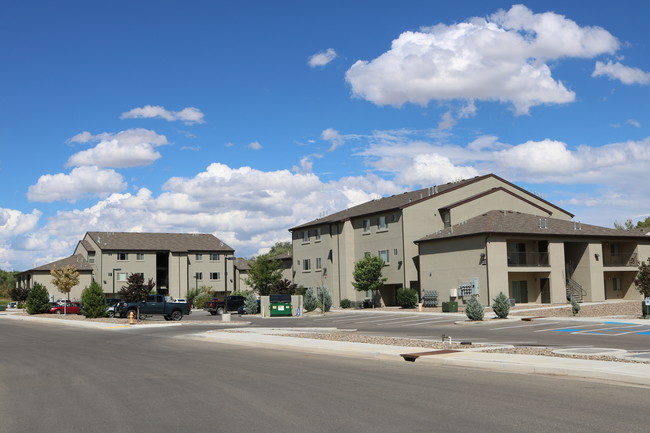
left=1, top=320, right=649, bottom=433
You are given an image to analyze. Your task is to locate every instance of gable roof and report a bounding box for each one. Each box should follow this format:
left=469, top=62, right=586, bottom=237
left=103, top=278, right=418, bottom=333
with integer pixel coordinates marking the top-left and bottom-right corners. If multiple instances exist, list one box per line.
left=415, top=210, right=650, bottom=243
left=25, top=254, right=93, bottom=273
left=85, top=232, right=234, bottom=252
left=290, top=174, right=572, bottom=231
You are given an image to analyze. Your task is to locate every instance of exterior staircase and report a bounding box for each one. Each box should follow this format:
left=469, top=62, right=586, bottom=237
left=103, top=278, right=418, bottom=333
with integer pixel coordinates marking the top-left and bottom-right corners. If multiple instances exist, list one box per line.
left=565, top=261, right=586, bottom=303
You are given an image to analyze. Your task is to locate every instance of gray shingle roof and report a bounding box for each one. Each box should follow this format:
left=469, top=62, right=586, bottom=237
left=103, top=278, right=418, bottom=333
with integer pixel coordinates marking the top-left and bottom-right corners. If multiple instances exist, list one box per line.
left=86, top=232, right=234, bottom=252
left=289, top=174, right=572, bottom=231
left=415, top=210, right=650, bottom=243
left=30, top=254, right=93, bottom=272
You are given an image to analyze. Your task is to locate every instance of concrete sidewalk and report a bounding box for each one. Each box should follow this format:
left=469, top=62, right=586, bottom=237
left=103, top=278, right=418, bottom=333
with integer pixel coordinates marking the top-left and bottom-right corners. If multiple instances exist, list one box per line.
left=192, top=326, right=650, bottom=388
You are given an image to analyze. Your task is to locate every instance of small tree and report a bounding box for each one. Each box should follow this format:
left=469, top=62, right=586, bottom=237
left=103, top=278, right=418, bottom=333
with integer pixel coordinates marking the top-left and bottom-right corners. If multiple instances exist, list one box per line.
left=492, top=292, right=510, bottom=319
left=81, top=281, right=108, bottom=318
left=352, top=256, right=387, bottom=306
left=118, top=273, right=155, bottom=303
left=26, top=283, right=50, bottom=314
left=243, top=292, right=259, bottom=314
left=193, top=286, right=214, bottom=310
left=245, top=253, right=283, bottom=296
left=396, top=288, right=418, bottom=309
left=634, top=258, right=650, bottom=298
left=316, top=287, right=332, bottom=313
left=9, top=285, right=30, bottom=304
left=303, top=288, right=317, bottom=312
left=465, top=295, right=484, bottom=321
left=50, top=265, right=80, bottom=313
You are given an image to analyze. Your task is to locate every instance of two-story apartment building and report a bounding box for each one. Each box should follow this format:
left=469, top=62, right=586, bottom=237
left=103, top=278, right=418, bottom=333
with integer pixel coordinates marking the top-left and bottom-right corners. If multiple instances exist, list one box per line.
left=16, top=232, right=236, bottom=301
left=290, top=174, right=574, bottom=307
left=415, top=210, right=650, bottom=305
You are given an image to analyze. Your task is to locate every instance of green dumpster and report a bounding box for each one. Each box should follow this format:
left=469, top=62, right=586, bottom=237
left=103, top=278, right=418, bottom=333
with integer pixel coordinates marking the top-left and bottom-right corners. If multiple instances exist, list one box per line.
left=642, top=301, right=650, bottom=319
left=270, top=302, right=292, bottom=317
left=441, top=301, right=458, bottom=313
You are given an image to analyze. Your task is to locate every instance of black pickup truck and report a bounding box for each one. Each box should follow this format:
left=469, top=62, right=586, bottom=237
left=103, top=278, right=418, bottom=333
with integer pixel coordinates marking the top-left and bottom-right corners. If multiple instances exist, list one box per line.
left=203, top=296, right=246, bottom=315
left=117, top=295, right=192, bottom=321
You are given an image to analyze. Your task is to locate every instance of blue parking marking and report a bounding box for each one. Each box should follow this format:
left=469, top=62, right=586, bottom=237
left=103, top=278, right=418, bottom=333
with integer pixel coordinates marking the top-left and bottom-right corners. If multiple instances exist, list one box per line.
left=603, top=321, right=636, bottom=325
left=637, top=332, right=650, bottom=335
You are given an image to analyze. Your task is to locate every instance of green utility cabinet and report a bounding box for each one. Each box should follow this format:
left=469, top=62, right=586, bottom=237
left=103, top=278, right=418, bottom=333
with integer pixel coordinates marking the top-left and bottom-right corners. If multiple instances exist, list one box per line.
left=270, top=302, right=292, bottom=317
left=441, top=301, right=458, bottom=313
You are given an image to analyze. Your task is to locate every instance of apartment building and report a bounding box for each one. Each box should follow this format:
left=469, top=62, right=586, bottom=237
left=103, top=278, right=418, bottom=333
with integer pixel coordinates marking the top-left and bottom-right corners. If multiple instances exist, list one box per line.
left=289, top=174, right=574, bottom=306
left=16, top=232, right=236, bottom=301
left=15, top=254, right=94, bottom=302
left=416, top=210, right=650, bottom=305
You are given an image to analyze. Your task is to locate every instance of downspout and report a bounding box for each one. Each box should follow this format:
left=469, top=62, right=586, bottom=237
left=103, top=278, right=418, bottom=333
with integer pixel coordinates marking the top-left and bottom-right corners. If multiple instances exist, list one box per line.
left=400, top=212, right=408, bottom=293
left=335, top=223, right=342, bottom=303
left=485, top=234, right=491, bottom=307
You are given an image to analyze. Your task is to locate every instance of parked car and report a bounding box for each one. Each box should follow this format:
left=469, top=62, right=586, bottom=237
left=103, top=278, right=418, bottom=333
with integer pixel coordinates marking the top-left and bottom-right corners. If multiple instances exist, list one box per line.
left=7, top=301, right=18, bottom=309
left=203, top=296, right=246, bottom=315
left=116, top=295, right=191, bottom=321
left=49, top=302, right=82, bottom=315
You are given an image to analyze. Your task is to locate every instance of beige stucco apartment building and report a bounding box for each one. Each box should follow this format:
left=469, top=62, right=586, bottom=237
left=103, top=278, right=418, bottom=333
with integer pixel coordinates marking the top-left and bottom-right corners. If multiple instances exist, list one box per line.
left=416, top=210, right=650, bottom=305
left=17, top=232, right=236, bottom=301
left=290, top=174, right=575, bottom=307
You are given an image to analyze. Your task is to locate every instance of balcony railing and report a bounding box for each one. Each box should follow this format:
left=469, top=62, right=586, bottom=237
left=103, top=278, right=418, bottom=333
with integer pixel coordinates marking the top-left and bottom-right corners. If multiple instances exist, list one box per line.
left=603, top=253, right=639, bottom=267
left=507, top=252, right=549, bottom=267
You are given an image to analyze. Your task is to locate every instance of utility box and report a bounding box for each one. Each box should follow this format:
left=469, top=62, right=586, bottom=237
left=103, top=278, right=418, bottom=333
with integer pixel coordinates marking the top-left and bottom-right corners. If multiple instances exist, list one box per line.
left=441, top=301, right=458, bottom=313
left=270, top=302, right=292, bottom=316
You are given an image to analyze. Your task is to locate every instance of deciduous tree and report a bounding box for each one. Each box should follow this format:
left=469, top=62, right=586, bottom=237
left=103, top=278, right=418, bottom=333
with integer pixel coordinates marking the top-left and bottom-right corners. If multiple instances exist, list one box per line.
left=245, top=253, right=282, bottom=296
left=50, top=265, right=80, bottom=301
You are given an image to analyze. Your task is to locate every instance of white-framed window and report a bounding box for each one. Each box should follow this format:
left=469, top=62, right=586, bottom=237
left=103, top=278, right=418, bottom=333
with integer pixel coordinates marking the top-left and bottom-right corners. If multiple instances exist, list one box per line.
left=210, top=272, right=221, bottom=280
left=116, top=272, right=128, bottom=282
left=195, top=253, right=203, bottom=261
left=303, top=230, right=309, bottom=243
left=613, top=277, right=622, bottom=291
left=379, top=249, right=389, bottom=264
left=303, top=259, right=311, bottom=271
left=117, top=253, right=128, bottom=261
left=315, top=227, right=321, bottom=241
left=378, top=216, right=387, bottom=230
left=136, top=253, right=145, bottom=261
left=88, top=252, right=95, bottom=263
left=316, top=257, right=322, bottom=270
left=210, top=253, right=221, bottom=261
left=195, top=272, right=203, bottom=280
left=362, top=219, right=371, bottom=234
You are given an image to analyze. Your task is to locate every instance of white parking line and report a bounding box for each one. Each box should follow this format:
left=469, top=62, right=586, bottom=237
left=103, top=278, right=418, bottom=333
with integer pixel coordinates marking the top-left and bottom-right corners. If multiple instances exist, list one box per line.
left=351, top=316, right=421, bottom=324
left=574, top=324, right=646, bottom=336
left=534, top=323, right=604, bottom=333
left=398, top=319, right=453, bottom=327
left=489, top=321, right=560, bottom=331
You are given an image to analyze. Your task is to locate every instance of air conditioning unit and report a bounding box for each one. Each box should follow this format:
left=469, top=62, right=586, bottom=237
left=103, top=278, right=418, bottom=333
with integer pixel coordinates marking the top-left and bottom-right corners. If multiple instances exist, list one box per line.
left=449, top=288, right=457, bottom=297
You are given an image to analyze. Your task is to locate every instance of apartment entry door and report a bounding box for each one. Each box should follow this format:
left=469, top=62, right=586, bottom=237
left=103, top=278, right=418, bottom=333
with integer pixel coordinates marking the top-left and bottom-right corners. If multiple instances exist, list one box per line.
left=540, top=278, right=550, bottom=303
left=511, top=281, right=528, bottom=304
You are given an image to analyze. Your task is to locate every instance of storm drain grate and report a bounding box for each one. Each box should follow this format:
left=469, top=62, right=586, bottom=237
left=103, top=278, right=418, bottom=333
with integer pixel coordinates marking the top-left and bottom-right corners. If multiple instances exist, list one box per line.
left=400, top=349, right=461, bottom=362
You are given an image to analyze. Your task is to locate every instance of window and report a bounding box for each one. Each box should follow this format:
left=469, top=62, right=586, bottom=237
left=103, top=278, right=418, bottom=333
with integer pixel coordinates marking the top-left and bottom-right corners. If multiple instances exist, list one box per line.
left=393, top=248, right=398, bottom=256
left=442, top=210, right=451, bottom=228
left=303, top=259, right=311, bottom=271
left=195, top=253, right=203, bottom=261
left=379, top=249, right=389, bottom=264
left=88, top=252, right=95, bottom=264
left=362, top=219, right=371, bottom=233
left=378, top=216, right=387, bottom=230
left=116, top=272, right=128, bottom=282
left=392, top=214, right=398, bottom=222
left=136, top=253, right=144, bottom=261
left=610, top=244, right=619, bottom=257
left=315, top=228, right=321, bottom=241
left=210, top=272, right=221, bottom=280
left=210, top=253, right=221, bottom=261
left=613, top=277, right=622, bottom=291
left=316, top=257, right=322, bottom=270
left=303, top=230, right=309, bottom=243
left=195, top=272, right=203, bottom=280
left=117, top=253, right=128, bottom=261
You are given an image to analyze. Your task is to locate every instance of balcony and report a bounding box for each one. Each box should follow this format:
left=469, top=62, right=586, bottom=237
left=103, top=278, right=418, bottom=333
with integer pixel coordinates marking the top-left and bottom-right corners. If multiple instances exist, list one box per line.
left=507, top=252, right=549, bottom=267
left=603, top=252, right=639, bottom=267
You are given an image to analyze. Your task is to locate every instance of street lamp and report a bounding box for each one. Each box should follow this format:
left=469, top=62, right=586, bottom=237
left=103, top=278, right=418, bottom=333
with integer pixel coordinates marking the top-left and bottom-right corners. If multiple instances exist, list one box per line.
left=112, top=268, right=122, bottom=299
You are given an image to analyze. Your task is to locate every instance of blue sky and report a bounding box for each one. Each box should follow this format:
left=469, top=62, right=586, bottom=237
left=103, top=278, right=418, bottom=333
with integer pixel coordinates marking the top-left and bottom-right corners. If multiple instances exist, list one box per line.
left=1, top=0, right=649, bottom=271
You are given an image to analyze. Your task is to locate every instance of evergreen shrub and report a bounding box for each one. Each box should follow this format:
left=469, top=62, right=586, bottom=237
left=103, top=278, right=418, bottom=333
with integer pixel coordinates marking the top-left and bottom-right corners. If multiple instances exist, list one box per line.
left=316, top=287, right=332, bottom=312
left=465, top=295, right=485, bottom=321
left=26, top=283, right=50, bottom=314
left=492, top=292, right=510, bottom=319
left=81, top=281, right=108, bottom=318
left=303, top=288, right=317, bottom=312
left=396, top=288, right=418, bottom=309
left=340, top=298, right=352, bottom=309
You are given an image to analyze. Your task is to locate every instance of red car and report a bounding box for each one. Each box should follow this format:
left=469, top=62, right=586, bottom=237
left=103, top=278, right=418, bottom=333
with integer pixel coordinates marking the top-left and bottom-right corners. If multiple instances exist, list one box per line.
left=49, top=302, right=82, bottom=315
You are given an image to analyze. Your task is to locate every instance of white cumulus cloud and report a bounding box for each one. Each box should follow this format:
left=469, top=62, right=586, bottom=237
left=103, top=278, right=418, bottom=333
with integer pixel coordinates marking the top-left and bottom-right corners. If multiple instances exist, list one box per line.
left=27, top=166, right=126, bottom=203
left=592, top=61, right=650, bottom=85
left=346, top=5, right=619, bottom=114
left=120, top=105, right=205, bottom=125
left=66, top=128, right=168, bottom=168
left=308, top=48, right=338, bottom=67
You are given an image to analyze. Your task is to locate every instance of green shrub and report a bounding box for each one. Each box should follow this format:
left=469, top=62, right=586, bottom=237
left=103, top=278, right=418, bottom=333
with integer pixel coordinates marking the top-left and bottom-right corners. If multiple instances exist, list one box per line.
left=340, top=298, right=352, bottom=309
left=465, top=295, right=484, bottom=321
left=570, top=298, right=581, bottom=316
left=396, top=288, right=418, bottom=309
left=26, top=283, right=50, bottom=314
left=193, top=292, right=213, bottom=310
left=81, top=281, right=108, bottom=318
left=316, top=287, right=332, bottom=312
left=294, top=286, right=306, bottom=296
left=492, top=292, right=510, bottom=319
left=303, top=288, right=317, bottom=312
left=244, top=292, right=259, bottom=314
